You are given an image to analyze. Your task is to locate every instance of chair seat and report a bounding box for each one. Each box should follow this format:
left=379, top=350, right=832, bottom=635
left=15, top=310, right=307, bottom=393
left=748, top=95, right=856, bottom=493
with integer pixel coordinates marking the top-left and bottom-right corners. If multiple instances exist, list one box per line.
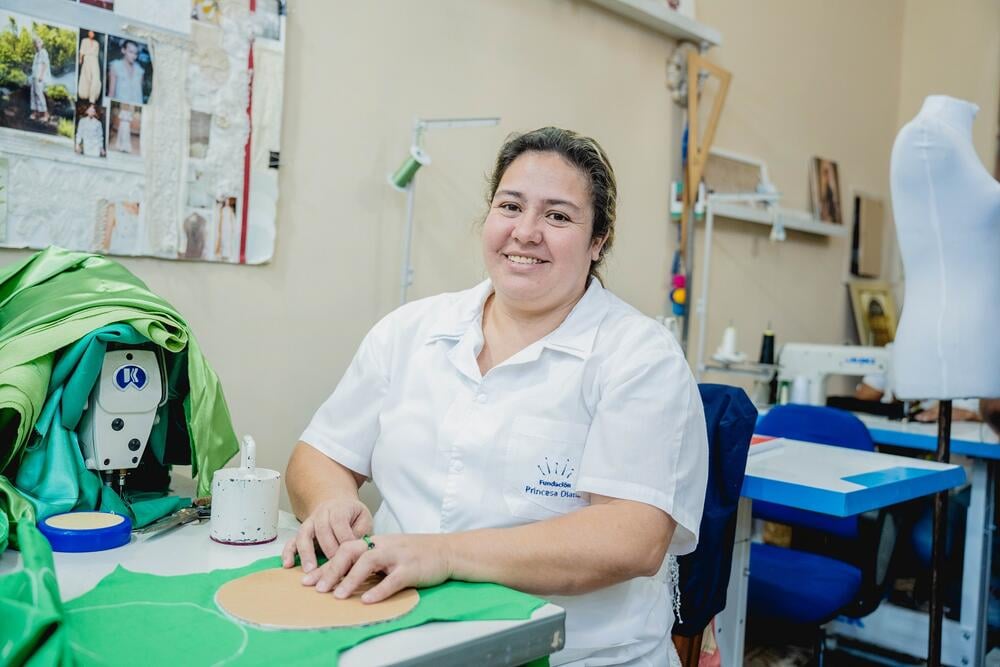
left=748, top=542, right=862, bottom=625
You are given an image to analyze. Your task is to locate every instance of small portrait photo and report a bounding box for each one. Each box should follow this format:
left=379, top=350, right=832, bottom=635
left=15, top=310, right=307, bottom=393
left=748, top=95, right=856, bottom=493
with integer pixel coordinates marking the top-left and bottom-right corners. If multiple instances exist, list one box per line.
left=81, top=0, right=115, bottom=10
left=186, top=162, right=214, bottom=208
left=179, top=208, right=211, bottom=260
left=848, top=281, right=898, bottom=347
left=106, top=35, right=153, bottom=105
left=191, top=0, right=221, bottom=25
left=77, top=28, right=106, bottom=104
left=189, top=110, right=212, bottom=159
left=73, top=100, right=106, bottom=157
left=214, top=195, right=240, bottom=262
left=0, top=156, right=9, bottom=243
left=810, top=156, right=843, bottom=224
left=255, top=0, right=285, bottom=41
left=93, top=199, right=141, bottom=256
left=109, top=101, right=141, bottom=155
left=0, top=12, right=78, bottom=138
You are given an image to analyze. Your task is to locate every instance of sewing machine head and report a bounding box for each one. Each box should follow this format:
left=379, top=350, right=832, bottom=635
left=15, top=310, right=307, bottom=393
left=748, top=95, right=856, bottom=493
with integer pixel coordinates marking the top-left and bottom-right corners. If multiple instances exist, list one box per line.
left=777, top=343, right=890, bottom=405
left=78, top=347, right=165, bottom=493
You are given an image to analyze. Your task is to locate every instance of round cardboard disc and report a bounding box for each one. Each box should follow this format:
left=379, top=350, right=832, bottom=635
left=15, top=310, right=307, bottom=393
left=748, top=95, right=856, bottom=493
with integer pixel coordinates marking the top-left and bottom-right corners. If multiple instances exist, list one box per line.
left=215, top=566, right=419, bottom=629
left=45, top=512, right=125, bottom=530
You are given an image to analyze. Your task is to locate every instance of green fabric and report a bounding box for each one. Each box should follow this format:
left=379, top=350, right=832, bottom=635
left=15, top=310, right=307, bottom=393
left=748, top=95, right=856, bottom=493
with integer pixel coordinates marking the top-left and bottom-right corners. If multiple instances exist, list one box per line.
left=0, top=522, right=70, bottom=666
left=0, top=247, right=239, bottom=546
left=0, top=475, right=36, bottom=551
left=7, top=555, right=544, bottom=666
left=0, top=355, right=52, bottom=473
left=120, top=494, right=189, bottom=528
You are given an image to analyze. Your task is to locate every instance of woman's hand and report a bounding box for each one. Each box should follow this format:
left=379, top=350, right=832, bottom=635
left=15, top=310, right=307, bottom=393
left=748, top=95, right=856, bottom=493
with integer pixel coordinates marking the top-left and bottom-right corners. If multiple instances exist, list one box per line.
left=301, top=534, right=452, bottom=603
left=914, top=404, right=980, bottom=423
left=281, top=497, right=373, bottom=573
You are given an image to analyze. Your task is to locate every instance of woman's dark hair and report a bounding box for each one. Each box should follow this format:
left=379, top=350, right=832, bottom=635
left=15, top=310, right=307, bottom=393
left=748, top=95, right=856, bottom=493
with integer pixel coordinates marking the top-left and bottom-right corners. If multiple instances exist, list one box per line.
left=487, top=127, right=617, bottom=280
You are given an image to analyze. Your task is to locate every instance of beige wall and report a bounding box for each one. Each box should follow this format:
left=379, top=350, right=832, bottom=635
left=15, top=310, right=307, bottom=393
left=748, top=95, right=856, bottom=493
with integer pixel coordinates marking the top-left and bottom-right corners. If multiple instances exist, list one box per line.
left=886, top=0, right=1000, bottom=287
left=897, top=0, right=1000, bottom=167
left=1, top=1, right=997, bottom=505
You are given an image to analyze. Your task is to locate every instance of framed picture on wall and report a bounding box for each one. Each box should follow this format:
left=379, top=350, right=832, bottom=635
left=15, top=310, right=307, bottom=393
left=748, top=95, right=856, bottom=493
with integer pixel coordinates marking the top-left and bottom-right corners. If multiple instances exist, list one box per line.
left=850, top=193, right=884, bottom=277
left=848, top=280, right=897, bottom=347
left=810, top=157, right=843, bottom=223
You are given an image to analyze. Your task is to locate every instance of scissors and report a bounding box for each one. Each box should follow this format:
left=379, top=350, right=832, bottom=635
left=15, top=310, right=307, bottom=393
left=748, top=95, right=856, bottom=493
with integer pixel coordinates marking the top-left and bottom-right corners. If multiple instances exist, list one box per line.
left=134, top=502, right=211, bottom=539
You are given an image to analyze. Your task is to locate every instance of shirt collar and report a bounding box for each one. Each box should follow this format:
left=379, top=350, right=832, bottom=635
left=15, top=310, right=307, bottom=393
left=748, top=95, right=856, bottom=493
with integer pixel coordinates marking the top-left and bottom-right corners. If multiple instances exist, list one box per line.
left=425, top=277, right=609, bottom=361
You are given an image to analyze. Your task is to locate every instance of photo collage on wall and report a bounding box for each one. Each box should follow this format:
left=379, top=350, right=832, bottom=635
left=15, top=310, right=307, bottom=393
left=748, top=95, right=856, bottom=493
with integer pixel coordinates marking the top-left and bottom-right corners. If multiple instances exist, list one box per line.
left=0, top=7, right=152, bottom=162
left=0, top=0, right=285, bottom=264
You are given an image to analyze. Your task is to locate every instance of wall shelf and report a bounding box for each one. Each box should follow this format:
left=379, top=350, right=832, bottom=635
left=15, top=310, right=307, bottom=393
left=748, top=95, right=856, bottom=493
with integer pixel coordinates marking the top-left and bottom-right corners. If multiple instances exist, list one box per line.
left=586, top=0, right=722, bottom=47
left=710, top=201, right=848, bottom=238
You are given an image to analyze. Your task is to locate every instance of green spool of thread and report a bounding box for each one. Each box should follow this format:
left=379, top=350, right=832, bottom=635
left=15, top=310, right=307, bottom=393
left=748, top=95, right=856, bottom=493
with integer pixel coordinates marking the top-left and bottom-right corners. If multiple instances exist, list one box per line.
left=389, top=145, right=431, bottom=191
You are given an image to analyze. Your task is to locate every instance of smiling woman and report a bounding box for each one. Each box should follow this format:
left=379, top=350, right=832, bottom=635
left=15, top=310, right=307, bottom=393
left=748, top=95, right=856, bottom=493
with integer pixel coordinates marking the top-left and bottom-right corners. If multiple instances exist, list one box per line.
left=284, top=127, right=709, bottom=666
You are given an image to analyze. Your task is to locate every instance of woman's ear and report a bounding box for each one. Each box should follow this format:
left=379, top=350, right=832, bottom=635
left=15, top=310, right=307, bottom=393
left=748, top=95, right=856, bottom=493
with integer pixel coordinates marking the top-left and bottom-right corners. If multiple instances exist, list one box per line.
left=590, top=235, right=607, bottom=262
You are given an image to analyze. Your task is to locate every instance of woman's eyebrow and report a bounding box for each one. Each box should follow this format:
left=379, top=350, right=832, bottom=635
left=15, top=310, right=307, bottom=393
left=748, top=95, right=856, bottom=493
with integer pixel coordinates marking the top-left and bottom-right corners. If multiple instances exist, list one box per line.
left=495, top=189, right=524, bottom=200
left=543, top=198, right=581, bottom=212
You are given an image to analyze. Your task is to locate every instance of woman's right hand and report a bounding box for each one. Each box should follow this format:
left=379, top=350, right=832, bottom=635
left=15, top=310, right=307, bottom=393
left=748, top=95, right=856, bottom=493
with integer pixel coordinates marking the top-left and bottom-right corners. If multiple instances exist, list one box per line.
left=281, top=498, right=373, bottom=573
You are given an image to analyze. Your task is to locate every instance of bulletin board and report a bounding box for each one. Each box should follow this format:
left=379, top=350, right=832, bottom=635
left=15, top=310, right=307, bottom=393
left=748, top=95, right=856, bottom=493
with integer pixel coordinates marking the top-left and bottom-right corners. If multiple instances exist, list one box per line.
left=0, top=0, right=285, bottom=264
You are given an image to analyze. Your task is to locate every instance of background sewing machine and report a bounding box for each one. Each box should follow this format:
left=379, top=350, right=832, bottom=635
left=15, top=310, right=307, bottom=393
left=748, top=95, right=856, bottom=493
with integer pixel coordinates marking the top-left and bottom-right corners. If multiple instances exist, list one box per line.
left=776, top=343, right=890, bottom=406
left=78, top=347, right=165, bottom=494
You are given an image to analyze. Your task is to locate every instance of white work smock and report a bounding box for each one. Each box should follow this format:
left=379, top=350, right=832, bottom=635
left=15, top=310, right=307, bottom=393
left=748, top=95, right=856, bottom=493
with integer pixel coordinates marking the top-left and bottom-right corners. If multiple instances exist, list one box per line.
left=302, top=278, right=709, bottom=666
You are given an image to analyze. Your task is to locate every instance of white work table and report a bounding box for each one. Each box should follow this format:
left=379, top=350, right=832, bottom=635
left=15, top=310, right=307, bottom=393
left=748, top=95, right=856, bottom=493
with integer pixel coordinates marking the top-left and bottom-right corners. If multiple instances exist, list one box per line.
left=715, top=436, right=966, bottom=667
left=830, top=413, right=999, bottom=667
left=0, top=511, right=565, bottom=666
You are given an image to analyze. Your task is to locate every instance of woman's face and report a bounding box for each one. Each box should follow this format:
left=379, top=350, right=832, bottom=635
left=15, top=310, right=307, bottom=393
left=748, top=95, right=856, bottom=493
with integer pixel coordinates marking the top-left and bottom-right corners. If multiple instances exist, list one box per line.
left=482, top=151, right=604, bottom=314
left=87, top=30, right=95, bottom=39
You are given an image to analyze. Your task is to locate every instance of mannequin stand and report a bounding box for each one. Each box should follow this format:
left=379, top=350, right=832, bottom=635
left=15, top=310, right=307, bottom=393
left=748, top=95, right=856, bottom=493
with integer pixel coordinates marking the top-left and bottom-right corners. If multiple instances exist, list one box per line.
left=929, top=399, right=952, bottom=667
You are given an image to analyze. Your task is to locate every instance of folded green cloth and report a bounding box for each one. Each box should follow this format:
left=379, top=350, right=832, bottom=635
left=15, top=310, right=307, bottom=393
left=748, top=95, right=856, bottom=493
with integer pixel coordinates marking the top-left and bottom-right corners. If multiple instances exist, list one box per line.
left=0, top=247, right=239, bottom=549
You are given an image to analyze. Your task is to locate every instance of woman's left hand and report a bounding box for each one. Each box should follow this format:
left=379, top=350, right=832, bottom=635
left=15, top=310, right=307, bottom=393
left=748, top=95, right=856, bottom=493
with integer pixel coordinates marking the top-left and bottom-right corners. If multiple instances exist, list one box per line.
left=300, top=533, right=453, bottom=603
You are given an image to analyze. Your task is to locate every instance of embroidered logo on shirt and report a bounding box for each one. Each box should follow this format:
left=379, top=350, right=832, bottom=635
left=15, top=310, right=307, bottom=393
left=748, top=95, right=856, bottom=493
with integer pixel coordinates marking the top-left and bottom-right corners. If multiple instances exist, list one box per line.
left=525, top=456, right=581, bottom=499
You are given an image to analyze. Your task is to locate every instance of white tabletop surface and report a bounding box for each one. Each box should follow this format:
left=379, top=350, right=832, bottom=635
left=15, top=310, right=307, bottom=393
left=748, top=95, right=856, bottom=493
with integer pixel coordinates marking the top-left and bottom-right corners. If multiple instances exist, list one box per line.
left=743, top=437, right=966, bottom=515
left=856, top=412, right=1000, bottom=457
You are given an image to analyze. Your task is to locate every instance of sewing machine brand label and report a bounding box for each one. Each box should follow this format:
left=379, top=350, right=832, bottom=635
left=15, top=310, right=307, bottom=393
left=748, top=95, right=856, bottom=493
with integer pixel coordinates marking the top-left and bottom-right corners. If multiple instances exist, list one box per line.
left=114, top=364, right=148, bottom=391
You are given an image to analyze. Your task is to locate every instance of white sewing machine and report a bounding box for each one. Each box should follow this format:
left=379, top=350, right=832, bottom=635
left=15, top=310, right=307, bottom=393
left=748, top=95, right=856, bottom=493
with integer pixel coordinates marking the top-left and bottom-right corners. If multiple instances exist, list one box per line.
left=78, top=348, right=165, bottom=492
left=777, top=343, right=890, bottom=405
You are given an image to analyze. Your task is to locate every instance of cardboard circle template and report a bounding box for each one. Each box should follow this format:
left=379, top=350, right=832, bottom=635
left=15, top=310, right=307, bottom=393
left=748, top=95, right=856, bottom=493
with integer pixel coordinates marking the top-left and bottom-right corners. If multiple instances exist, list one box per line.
left=215, top=567, right=420, bottom=629
left=45, top=511, right=125, bottom=529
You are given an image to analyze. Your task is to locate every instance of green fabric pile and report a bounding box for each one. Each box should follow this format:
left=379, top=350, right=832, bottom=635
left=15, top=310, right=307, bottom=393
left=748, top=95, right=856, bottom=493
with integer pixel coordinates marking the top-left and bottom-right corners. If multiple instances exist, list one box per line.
left=0, top=247, right=240, bottom=550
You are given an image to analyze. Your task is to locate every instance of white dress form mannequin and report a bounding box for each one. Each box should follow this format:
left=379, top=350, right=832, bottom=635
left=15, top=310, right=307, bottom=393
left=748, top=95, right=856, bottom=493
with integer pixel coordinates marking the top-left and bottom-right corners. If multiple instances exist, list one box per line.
left=889, top=95, right=1000, bottom=401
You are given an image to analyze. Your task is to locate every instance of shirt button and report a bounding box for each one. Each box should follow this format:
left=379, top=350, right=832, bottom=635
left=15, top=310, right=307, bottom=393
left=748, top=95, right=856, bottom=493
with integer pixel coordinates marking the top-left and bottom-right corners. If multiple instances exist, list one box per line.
left=476, top=393, right=487, bottom=403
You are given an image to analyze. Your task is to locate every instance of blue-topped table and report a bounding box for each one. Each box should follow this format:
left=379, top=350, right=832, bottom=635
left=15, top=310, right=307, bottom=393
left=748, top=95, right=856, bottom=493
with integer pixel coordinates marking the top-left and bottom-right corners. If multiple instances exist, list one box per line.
left=715, top=436, right=966, bottom=667
left=826, top=414, right=1000, bottom=667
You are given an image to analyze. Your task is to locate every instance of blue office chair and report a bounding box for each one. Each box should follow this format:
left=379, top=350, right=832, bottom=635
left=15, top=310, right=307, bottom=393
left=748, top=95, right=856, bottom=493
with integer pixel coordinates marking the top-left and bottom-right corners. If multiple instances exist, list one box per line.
left=748, top=404, right=899, bottom=658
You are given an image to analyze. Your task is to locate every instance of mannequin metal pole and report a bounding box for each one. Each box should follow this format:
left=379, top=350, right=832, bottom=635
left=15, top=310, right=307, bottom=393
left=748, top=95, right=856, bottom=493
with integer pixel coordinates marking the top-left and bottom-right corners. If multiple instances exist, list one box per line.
left=928, top=399, right=952, bottom=667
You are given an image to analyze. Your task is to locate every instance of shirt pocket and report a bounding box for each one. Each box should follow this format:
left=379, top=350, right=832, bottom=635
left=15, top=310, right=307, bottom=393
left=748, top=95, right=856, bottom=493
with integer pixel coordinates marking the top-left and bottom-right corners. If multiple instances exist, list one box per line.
left=502, top=416, right=590, bottom=521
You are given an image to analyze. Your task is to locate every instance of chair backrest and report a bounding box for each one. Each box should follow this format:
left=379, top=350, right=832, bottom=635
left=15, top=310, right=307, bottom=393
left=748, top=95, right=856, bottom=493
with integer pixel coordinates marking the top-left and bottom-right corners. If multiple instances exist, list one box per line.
left=673, top=383, right=756, bottom=637
left=753, top=403, right=876, bottom=538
